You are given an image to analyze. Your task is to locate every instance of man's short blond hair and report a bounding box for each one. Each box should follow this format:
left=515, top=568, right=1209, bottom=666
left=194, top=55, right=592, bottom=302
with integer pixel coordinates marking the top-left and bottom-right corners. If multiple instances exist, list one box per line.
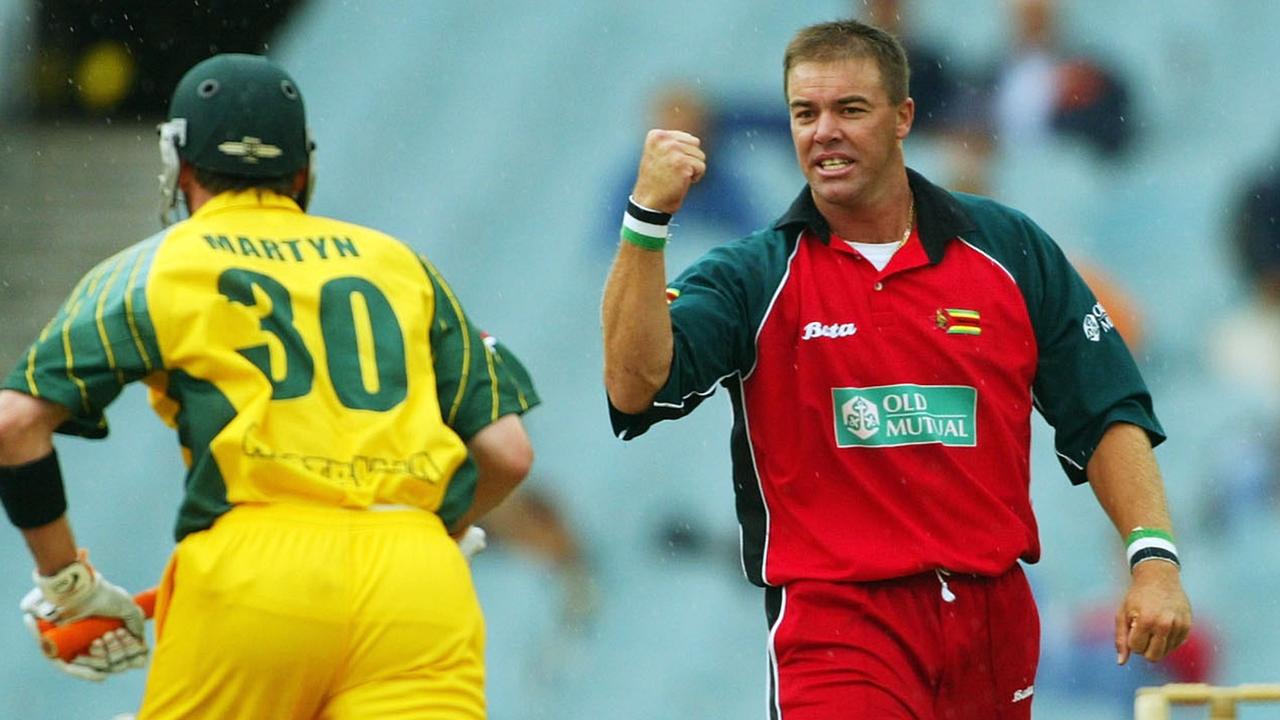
left=783, top=19, right=910, bottom=104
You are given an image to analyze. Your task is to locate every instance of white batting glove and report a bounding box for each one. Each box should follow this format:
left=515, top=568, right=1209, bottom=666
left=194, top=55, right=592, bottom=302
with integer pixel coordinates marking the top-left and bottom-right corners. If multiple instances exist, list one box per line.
left=21, top=615, right=147, bottom=681
left=457, top=526, right=487, bottom=560
left=19, top=551, right=147, bottom=681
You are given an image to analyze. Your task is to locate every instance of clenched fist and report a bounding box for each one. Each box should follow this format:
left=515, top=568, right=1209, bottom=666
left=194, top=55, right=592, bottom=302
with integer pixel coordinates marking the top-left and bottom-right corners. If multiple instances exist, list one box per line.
left=631, top=129, right=707, bottom=214
left=1115, top=560, right=1192, bottom=665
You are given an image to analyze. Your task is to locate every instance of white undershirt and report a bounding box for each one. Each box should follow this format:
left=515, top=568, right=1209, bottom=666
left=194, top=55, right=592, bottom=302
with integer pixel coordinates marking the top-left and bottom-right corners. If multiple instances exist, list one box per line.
left=845, top=240, right=902, bottom=271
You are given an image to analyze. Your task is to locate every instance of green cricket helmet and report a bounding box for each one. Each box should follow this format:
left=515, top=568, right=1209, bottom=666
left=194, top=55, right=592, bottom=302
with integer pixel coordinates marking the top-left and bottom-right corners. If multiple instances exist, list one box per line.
left=158, top=53, right=316, bottom=225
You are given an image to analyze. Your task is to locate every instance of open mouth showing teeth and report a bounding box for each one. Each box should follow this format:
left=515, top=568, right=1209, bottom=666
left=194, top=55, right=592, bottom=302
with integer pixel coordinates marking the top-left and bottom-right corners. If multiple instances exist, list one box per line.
left=819, top=158, right=852, bottom=170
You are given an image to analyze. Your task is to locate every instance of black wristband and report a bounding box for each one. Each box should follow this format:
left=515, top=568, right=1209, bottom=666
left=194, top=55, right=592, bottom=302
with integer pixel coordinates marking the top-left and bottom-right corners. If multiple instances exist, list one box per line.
left=1129, top=545, right=1181, bottom=570
left=626, top=196, right=672, bottom=226
left=0, top=450, right=68, bottom=529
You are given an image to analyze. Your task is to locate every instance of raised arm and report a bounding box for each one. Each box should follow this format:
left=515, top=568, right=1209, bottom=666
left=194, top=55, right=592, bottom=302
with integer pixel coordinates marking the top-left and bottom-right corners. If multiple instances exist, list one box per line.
left=1086, top=421, right=1192, bottom=665
left=602, top=129, right=705, bottom=414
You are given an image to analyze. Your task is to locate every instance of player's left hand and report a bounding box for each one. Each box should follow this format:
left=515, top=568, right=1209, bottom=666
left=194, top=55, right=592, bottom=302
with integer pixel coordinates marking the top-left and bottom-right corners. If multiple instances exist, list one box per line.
left=19, top=551, right=148, bottom=681
left=20, top=613, right=147, bottom=681
left=1115, top=559, right=1192, bottom=664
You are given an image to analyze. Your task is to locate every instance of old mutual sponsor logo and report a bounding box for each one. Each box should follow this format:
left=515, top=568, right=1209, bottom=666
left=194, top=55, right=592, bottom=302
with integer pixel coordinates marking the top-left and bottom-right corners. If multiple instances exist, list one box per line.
left=1081, top=302, right=1114, bottom=342
left=843, top=395, right=880, bottom=439
left=832, top=384, right=977, bottom=448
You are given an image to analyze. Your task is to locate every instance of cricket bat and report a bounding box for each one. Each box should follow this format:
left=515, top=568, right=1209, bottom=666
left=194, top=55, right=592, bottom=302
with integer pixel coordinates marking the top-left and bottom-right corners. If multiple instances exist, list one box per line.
left=36, top=588, right=159, bottom=662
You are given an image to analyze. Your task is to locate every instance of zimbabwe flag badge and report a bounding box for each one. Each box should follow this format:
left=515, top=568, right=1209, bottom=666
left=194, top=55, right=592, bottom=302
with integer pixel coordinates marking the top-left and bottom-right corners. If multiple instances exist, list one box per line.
left=935, top=308, right=981, bottom=335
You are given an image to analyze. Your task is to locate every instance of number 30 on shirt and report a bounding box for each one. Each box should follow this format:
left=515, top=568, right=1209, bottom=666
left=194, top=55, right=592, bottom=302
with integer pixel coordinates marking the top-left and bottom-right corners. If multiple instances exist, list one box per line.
left=217, top=269, right=408, bottom=411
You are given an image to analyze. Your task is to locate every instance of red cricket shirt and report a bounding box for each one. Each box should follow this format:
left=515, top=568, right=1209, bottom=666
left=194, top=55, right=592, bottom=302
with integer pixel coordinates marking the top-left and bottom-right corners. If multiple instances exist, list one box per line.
left=610, top=169, right=1162, bottom=586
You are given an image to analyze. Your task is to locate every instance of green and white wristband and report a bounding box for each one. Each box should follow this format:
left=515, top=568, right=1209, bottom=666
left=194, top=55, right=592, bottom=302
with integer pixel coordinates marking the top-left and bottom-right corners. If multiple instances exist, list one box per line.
left=621, top=196, right=671, bottom=251
left=1125, top=527, right=1180, bottom=571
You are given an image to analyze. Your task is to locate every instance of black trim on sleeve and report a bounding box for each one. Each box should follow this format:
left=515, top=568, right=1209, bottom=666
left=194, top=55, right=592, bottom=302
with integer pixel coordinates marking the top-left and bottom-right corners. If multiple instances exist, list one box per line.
left=0, top=450, right=68, bottom=529
left=1057, top=403, right=1165, bottom=486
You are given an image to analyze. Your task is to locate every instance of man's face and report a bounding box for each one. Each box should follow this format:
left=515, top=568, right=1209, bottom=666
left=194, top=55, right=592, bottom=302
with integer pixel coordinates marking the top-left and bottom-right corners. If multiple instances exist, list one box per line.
left=787, top=58, right=913, bottom=212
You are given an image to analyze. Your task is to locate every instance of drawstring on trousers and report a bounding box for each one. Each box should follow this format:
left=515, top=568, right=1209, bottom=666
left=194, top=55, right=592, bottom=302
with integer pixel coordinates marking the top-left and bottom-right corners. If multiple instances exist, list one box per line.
left=935, top=568, right=957, bottom=603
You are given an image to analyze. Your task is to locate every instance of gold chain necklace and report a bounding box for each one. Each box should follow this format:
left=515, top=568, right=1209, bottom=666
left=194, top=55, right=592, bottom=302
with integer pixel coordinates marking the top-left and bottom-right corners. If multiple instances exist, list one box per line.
left=898, top=196, right=915, bottom=248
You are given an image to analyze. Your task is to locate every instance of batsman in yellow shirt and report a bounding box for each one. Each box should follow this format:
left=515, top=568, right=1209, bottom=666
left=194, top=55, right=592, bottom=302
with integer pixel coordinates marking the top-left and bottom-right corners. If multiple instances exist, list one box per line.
left=0, top=54, right=538, bottom=719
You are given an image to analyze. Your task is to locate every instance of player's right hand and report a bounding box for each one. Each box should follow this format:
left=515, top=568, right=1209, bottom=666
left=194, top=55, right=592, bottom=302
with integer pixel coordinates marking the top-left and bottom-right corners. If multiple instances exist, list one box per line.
left=1114, top=558, right=1191, bottom=665
left=19, top=551, right=147, bottom=681
left=631, top=129, right=707, bottom=215
left=456, top=525, right=488, bottom=560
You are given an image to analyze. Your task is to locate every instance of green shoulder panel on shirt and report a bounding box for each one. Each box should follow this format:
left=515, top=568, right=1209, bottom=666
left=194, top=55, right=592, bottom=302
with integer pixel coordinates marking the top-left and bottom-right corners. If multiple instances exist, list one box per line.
left=2, top=232, right=165, bottom=438
left=416, top=255, right=540, bottom=529
left=417, top=256, right=540, bottom=441
left=488, top=337, right=541, bottom=416
left=951, top=193, right=1164, bottom=483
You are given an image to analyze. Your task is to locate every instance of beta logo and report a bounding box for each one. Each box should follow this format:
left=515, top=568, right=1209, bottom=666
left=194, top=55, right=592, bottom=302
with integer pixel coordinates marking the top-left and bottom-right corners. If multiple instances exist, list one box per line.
left=1082, top=302, right=1115, bottom=342
left=802, top=321, right=857, bottom=340
left=832, top=384, right=977, bottom=448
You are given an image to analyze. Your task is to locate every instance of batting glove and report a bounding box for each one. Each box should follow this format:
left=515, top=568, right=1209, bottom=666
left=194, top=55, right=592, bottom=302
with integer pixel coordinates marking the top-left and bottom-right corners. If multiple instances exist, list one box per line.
left=19, top=550, right=147, bottom=681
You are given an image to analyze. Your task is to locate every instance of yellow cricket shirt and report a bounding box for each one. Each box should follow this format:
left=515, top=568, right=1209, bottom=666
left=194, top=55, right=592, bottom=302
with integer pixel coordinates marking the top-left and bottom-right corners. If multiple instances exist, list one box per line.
left=4, top=190, right=538, bottom=539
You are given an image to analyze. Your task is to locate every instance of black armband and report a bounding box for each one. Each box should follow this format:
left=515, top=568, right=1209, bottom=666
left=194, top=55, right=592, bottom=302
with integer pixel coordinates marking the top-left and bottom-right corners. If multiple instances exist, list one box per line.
left=0, top=450, right=67, bottom=529
left=626, top=196, right=673, bottom=226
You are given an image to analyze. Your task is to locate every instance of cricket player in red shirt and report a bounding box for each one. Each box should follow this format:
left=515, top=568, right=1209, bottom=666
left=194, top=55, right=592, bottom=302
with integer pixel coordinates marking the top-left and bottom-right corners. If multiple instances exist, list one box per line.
left=602, top=19, right=1191, bottom=720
